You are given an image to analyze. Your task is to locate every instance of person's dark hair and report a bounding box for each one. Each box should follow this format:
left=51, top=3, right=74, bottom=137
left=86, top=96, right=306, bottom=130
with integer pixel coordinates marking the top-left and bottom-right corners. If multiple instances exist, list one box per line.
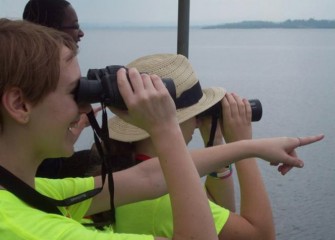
left=23, top=0, right=71, bottom=29
left=37, top=150, right=94, bottom=179
left=90, top=138, right=137, bottom=176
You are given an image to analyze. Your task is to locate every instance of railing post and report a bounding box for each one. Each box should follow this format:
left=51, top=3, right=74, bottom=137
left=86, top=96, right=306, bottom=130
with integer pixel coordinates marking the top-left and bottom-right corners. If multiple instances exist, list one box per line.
left=177, top=0, right=190, bottom=58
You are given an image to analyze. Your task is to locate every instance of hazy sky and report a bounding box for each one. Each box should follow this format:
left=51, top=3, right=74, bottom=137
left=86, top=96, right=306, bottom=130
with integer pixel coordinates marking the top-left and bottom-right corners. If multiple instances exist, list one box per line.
left=1, top=0, right=334, bottom=26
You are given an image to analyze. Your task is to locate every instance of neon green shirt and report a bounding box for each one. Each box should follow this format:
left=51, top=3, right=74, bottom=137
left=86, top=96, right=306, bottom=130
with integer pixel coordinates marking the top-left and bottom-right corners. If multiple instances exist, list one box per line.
left=115, top=193, right=229, bottom=237
left=0, top=177, right=153, bottom=240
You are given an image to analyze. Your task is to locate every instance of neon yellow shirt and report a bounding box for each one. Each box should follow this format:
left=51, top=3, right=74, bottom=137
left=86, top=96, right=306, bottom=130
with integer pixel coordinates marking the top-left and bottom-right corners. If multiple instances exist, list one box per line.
left=0, top=177, right=153, bottom=240
left=115, top=193, right=229, bottom=237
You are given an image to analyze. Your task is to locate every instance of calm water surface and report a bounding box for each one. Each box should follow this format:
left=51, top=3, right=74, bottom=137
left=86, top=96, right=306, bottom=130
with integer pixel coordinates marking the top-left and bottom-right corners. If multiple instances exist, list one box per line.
left=76, top=28, right=335, bottom=240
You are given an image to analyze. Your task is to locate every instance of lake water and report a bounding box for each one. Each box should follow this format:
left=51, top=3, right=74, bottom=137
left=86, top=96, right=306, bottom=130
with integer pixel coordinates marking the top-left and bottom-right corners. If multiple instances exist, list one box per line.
left=76, top=28, right=335, bottom=240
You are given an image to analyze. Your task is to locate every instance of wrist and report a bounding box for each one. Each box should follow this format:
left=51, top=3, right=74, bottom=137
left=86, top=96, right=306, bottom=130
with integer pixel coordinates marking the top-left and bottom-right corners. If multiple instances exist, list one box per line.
left=149, top=118, right=179, bottom=139
left=151, top=123, right=185, bottom=154
left=238, top=139, right=255, bottom=159
left=208, top=165, right=233, bottom=179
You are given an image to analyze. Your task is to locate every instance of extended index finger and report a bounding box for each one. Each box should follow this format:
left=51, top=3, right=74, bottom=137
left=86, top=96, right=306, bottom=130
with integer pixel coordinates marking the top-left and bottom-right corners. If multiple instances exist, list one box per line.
left=297, top=134, right=325, bottom=147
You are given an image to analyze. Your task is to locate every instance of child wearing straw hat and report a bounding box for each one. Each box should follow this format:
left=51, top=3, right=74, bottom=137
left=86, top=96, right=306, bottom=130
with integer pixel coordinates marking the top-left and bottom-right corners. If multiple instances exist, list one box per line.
left=103, top=53, right=246, bottom=238
left=103, top=53, right=315, bottom=239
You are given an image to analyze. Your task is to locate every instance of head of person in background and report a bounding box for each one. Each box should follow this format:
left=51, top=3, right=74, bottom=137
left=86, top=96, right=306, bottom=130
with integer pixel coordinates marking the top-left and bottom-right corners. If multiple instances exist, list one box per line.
left=23, top=0, right=84, bottom=44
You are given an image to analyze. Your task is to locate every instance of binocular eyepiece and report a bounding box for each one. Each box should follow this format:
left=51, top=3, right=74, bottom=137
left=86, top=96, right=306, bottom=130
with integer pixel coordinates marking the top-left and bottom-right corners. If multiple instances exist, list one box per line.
left=75, top=65, right=176, bottom=110
left=196, top=99, right=262, bottom=122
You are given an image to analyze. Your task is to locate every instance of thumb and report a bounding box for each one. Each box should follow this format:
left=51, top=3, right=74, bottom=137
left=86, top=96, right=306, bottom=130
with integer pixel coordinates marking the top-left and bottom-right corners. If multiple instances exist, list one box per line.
left=285, top=154, right=304, bottom=168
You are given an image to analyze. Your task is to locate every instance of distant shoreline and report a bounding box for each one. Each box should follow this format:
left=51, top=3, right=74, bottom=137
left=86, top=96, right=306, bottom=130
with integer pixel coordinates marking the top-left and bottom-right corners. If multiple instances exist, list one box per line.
left=82, top=19, right=335, bottom=29
left=203, top=19, right=335, bottom=29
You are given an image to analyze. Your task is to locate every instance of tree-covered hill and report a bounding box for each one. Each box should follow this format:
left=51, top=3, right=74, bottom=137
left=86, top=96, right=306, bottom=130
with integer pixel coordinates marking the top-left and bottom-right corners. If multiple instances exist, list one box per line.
left=203, top=19, right=335, bottom=29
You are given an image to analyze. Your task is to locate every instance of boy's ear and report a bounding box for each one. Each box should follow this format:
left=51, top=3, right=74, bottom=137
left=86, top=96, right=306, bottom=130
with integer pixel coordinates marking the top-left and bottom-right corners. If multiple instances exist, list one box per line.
left=1, top=87, right=31, bottom=124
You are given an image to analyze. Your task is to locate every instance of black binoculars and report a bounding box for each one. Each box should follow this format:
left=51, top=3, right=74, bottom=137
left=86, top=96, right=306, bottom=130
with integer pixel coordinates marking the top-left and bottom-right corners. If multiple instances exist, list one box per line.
left=196, top=99, right=262, bottom=122
left=75, top=65, right=176, bottom=110
left=75, top=65, right=262, bottom=122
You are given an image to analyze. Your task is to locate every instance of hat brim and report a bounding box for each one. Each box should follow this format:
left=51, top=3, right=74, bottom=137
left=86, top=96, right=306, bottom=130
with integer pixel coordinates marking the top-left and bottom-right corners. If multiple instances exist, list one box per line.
left=108, top=87, right=226, bottom=142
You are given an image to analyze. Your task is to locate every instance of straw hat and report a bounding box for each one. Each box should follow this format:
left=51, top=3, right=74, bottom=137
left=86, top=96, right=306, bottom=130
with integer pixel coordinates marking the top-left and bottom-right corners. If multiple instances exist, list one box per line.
left=108, top=53, right=226, bottom=142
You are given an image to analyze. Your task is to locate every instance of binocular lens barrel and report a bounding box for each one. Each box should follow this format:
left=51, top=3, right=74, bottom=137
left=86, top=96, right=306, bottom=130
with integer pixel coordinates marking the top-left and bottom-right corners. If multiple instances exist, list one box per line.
left=75, top=78, right=103, bottom=105
left=249, top=99, right=262, bottom=122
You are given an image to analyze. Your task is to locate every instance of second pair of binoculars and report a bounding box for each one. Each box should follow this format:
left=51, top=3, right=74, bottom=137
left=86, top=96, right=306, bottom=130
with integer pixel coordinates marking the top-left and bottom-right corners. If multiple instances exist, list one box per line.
left=196, top=99, right=262, bottom=122
left=75, top=65, right=262, bottom=122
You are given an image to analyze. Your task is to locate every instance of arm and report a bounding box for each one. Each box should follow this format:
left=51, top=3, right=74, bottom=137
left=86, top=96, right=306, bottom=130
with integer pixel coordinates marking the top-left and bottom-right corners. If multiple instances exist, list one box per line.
left=90, top=68, right=217, bottom=240
left=198, top=116, right=236, bottom=212
left=90, top=133, right=323, bottom=212
left=218, top=93, right=273, bottom=239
